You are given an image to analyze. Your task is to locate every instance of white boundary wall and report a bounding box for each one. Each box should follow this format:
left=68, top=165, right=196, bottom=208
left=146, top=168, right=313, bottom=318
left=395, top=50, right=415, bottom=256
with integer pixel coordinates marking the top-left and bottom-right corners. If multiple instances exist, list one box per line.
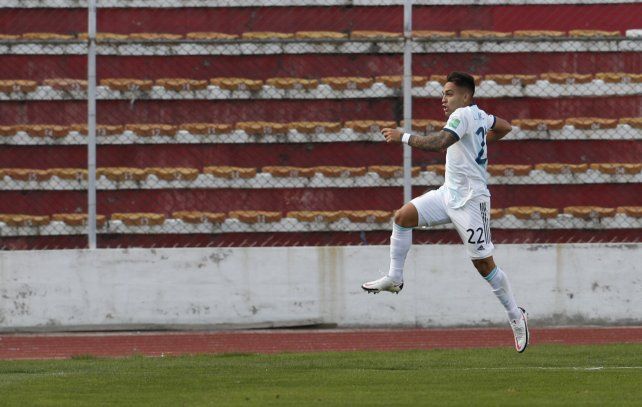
left=0, top=243, right=640, bottom=331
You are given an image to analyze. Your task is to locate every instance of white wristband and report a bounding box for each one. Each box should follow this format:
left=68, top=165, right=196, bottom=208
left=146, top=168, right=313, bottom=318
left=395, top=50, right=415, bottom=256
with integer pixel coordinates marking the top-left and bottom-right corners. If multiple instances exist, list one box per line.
left=401, top=133, right=411, bottom=144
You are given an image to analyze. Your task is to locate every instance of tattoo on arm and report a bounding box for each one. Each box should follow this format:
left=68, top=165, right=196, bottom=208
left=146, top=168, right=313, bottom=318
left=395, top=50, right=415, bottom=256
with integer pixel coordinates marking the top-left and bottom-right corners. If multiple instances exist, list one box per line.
left=407, top=131, right=458, bottom=152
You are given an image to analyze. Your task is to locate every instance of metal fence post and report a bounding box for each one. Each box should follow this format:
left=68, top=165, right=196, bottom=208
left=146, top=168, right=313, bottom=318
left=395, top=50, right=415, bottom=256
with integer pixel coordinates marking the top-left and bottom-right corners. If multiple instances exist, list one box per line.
left=87, top=0, right=97, bottom=249
left=402, top=0, right=413, bottom=204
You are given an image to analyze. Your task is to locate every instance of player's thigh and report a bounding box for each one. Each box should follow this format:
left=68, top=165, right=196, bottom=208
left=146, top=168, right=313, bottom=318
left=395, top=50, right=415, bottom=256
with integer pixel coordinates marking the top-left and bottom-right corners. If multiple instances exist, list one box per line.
left=409, top=188, right=450, bottom=227
left=448, top=196, right=495, bottom=259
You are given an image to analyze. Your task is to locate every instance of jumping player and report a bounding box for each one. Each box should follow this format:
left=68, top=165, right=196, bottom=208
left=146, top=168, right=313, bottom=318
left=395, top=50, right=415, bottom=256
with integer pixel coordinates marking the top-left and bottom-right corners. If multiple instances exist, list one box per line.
left=361, top=71, right=529, bottom=353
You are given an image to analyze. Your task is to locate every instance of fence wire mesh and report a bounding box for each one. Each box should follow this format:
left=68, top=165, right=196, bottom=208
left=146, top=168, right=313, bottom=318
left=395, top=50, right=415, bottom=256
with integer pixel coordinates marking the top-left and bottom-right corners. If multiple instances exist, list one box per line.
left=92, top=2, right=407, bottom=248
left=409, top=2, right=642, bottom=245
left=0, top=1, right=640, bottom=249
left=0, top=5, right=88, bottom=249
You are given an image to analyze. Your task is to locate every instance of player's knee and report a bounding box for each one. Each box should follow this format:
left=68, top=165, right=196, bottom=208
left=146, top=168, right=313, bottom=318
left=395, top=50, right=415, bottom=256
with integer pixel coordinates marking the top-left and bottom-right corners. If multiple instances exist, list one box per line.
left=392, top=210, right=402, bottom=225
left=393, top=206, right=418, bottom=228
left=472, top=257, right=496, bottom=277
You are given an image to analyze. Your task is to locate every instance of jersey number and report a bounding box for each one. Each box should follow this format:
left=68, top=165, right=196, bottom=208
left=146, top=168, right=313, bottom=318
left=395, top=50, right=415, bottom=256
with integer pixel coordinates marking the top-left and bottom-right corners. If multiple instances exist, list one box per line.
left=466, top=227, right=485, bottom=244
left=475, top=127, right=487, bottom=165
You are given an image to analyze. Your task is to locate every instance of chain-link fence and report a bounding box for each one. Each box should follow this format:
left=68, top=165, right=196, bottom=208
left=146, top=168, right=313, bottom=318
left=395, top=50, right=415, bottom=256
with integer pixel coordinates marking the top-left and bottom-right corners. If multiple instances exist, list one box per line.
left=409, top=2, right=642, bottom=245
left=0, top=1, right=640, bottom=249
left=0, top=4, right=88, bottom=249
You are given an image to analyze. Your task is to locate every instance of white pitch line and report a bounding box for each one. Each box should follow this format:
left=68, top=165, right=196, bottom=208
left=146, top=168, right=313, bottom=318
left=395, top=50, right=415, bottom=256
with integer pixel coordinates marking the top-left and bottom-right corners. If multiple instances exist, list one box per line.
left=452, top=366, right=642, bottom=371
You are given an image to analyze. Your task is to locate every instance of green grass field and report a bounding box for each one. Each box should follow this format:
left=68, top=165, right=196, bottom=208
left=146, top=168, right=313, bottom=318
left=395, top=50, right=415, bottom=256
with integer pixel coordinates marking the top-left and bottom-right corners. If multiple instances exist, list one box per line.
left=0, top=344, right=640, bottom=406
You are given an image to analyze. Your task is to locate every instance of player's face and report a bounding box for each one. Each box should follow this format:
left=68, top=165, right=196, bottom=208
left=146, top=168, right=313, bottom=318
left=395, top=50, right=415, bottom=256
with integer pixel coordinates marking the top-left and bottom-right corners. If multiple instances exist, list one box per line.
left=441, top=82, right=471, bottom=116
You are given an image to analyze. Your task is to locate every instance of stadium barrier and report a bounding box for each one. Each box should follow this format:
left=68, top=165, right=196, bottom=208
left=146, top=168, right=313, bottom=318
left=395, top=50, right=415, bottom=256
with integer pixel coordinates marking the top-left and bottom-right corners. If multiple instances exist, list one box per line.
left=0, top=243, right=640, bottom=331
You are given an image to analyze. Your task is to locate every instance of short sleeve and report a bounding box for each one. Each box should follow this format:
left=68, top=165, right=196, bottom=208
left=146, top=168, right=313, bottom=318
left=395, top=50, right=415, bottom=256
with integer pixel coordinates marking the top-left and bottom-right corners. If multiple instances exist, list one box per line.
left=443, top=109, right=469, bottom=140
left=487, top=114, right=496, bottom=131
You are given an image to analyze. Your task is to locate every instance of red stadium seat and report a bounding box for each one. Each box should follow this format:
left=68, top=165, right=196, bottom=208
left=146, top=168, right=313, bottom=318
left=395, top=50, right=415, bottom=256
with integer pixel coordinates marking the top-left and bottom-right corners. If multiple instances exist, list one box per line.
left=155, top=78, right=208, bottom=91
left=368, top=165, right=421, bottom=179
left=534, top=163, right=589, bottom=174
left=262, top=166, right=315, bottom=178
left=0, top=214, right=51, bottom=227
left=203, top=166, right=257, bottom=179
left=229, top=210, right=282, bottom=224
left=344, top=120, right=396, bottom=133
left=563, top=206, right=616, bottom=219
left=266, top=77, right=319, bottom=90
left=100, top=78, right=153, bottom=92
left=342, top=210, right=392, bottom=223
left=210, top=77, right=263, bottom=91
left=513, top=30, right=566, bottom=38
left=294, top=31, right=348, bottom=40
left=124, top=124, right=177, bottom=137
left=111, top=213, right=166, bottom=226
left=0, top=80, right=38, bottom=93
left=287, top=121, right=342, bottom=133
left=97, top=168, right=147, bottom=182
left=460, top=30, right=511, bottom=39
left=241, top=32, right=294, bottom=40
left=180, top=123, right=232, bottom=135
left=52, top=213, right=106, bottom=227
left=185, top=32, right=239, bottom=40
left=236, top=121, right=288, bottom=136
left=320, top=77, right=374, bottom=90
left=311, top=166, right=367, bottom=177
left=145, top=167, right=199, bottom=181
left=505, top=207, right=559, bottom=220
left=350, top=31, right=402, bottom=39
left=172, top=211, right=226, bottom=224
left=486, top=165, right=532, bottom=176
left=287, top=211, right=343, bottom=223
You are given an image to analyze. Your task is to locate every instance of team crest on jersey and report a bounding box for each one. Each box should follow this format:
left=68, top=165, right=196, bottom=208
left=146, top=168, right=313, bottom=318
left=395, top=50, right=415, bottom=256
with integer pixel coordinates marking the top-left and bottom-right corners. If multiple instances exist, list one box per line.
left=448, top=118, right=461, bottom=129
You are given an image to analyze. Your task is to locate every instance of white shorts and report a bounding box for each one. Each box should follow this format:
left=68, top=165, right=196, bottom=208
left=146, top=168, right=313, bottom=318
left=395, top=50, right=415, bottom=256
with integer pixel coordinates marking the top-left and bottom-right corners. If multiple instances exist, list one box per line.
left=410, top=187, right=495, bottom=259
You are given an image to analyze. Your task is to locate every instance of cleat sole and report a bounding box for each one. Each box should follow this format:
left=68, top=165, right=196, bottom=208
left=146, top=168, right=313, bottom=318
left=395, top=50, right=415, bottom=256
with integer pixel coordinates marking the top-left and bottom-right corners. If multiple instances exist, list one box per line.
left=515, top=307, right=529, bottom=353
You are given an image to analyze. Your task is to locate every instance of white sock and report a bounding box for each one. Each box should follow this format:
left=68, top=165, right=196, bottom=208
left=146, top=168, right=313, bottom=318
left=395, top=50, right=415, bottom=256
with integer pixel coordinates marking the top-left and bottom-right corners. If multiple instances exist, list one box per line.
left=387, top=223, right=412, bottom=283
left=484, top=266, right=521, bottom=321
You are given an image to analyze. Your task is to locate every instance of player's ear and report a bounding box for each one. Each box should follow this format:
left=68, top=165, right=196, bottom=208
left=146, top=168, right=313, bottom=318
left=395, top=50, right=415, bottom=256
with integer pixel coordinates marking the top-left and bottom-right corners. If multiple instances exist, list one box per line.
left=464, top=91, right=472, bottom=103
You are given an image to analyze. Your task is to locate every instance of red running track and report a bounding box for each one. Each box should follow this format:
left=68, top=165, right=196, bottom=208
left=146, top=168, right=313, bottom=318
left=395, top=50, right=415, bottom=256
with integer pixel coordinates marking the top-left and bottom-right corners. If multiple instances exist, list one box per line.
left=1, top=327, right=641, bottom=360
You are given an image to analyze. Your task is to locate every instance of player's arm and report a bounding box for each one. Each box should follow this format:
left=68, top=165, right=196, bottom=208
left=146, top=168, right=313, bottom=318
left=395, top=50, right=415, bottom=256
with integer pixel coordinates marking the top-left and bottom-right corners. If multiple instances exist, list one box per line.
left=486, top=117, right=512, bottom=143
left=381, top=128, right=458, bottom=152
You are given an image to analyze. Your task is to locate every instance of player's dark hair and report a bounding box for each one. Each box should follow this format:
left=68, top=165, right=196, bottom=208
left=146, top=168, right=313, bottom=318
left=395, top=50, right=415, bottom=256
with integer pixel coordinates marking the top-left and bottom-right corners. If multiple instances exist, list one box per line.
left=446, top=71, right=475, bottom=96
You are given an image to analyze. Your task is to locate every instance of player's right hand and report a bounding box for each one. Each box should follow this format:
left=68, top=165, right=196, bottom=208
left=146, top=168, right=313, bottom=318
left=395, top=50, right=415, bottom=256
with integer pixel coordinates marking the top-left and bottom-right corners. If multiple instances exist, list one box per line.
left=381, top=128, right=402, bottom=143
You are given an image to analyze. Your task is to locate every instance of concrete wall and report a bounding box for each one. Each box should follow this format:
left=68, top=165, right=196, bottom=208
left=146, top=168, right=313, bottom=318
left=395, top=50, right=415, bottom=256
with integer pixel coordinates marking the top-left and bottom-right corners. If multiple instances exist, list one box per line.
left=0, top=243, right=640, bottom=331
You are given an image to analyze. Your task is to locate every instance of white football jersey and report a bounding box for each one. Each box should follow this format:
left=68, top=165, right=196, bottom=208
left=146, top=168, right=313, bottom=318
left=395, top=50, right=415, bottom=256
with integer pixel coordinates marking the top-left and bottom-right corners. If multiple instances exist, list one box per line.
left=441, top=104, right=495, bottom=208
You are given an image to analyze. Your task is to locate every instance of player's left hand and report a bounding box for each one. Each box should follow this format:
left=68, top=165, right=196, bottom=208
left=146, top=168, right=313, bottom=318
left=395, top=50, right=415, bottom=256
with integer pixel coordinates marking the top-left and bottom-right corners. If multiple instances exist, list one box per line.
left=381, top=128, right=402, bottom=143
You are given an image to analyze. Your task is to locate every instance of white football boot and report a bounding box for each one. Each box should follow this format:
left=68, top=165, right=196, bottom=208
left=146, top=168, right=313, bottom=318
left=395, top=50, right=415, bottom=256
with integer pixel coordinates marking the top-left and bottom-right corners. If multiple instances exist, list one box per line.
left=510, top=307, right=529, bottom=353
left=361, top=276, right=404, bottom=294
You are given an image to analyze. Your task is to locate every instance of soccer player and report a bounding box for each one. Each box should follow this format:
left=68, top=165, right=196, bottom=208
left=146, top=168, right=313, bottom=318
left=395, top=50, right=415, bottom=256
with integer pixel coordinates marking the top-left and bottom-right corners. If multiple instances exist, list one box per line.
left=361, top=71, right=529, bottom=353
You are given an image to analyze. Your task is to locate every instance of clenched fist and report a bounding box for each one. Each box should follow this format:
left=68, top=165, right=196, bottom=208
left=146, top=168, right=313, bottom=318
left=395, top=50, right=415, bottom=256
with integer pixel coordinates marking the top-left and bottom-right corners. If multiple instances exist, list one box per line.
left=381, top=128, right=403, bottom=143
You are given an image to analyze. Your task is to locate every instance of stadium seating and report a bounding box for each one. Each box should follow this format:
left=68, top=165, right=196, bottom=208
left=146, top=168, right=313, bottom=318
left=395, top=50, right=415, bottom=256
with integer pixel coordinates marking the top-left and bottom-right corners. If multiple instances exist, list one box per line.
left=0, top=117, right=639, bottom=144
left=171, top=211, right=226, bottom=224
left=0, top=207, right=640, bottom=238
left=0, top=1, right=639, bottom=247
left=505, top=207, right=559, bottom=220
left=1, top=73, right=641, bottom=103
left=52, top=213, right=107, bottom=227
left=202, top=166, right=257, bottom=179
left=0, top=214, right=50, bottom=227
left=111, top=212, right=166, bottom=226
left=228, top=210, right=282, bottom=224
left=563, top=206, right=616, bottom=219
left=0, top=163, right=639, bottom=196
left=0, top=29, right=635, bottom=43
left=287, top=211, right=343, bottom=223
